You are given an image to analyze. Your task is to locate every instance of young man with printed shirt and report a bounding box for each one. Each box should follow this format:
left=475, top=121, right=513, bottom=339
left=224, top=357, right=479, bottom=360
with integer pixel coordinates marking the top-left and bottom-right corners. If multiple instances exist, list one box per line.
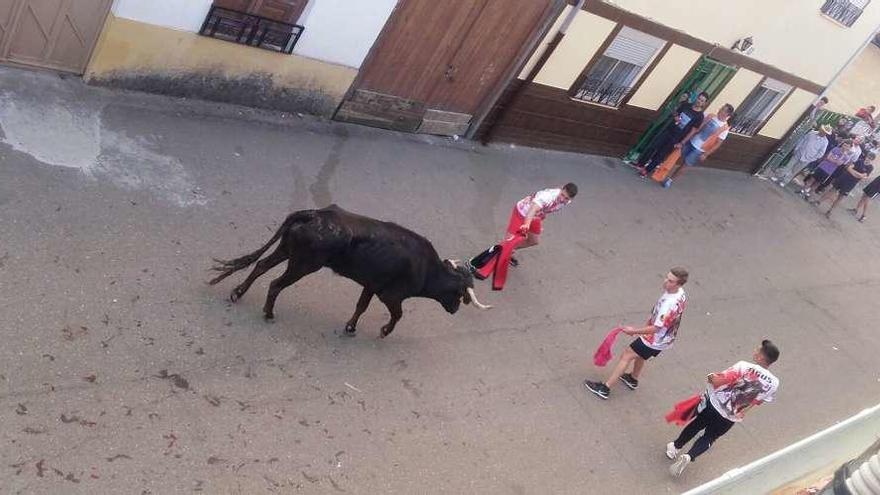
left=663, top=104, right=735, bottom=188
left=584, top=267, right=688, bottom=399
left=667, top=340, right=781, bottom=477
left=469, top=183, right=577, bottom=270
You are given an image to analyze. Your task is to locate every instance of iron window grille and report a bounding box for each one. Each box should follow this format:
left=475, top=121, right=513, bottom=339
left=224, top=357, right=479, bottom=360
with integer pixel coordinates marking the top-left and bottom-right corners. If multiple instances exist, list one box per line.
left=730, top=81, right=791, bottom=136
left=199, top=5, right=304, bottom=54
left=820, top=0, right=870, bottom=27
left=572, top=27, right=665, bottom=108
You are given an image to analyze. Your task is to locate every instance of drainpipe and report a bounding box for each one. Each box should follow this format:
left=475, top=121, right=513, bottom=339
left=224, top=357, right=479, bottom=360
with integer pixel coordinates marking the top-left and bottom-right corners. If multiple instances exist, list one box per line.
left=479, top=0, right=585, bottom=145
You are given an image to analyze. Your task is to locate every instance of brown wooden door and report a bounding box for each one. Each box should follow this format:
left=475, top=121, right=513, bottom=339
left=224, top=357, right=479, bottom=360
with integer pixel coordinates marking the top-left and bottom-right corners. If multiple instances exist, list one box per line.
left=212, top=0, right=307, bottom=23
left=335, top=0, right=560, bottom=136
left=0, top=0, right=112, bottom=74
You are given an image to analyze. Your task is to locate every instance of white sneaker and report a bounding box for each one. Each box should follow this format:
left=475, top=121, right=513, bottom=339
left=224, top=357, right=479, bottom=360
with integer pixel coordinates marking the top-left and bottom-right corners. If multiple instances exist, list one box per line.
left=665, top=442, right=678, bottom=460
left=778, top=181, right=787, bottom=187
left=770, top=177, right=779, bottom=183
left=670, top=454, right=691, bottom=477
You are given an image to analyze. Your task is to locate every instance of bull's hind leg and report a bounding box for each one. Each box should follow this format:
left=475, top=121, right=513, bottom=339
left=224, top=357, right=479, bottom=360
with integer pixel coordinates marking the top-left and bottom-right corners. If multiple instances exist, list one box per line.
left=344, top=288, right=374, bottom=336
left=230, top=247, right=287, bottom=302
left=262, top=260, right=322, bottom=320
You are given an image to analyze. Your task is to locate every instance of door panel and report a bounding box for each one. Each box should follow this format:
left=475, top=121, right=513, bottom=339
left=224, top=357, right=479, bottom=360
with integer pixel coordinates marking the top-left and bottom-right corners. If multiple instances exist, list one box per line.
left=356, top=0, right=479, bottom=102
left=1, top=0, right=111, bottom=74
left=427, top=0, right=552, bottom=114
left=337, top=0, right=558, bottom=136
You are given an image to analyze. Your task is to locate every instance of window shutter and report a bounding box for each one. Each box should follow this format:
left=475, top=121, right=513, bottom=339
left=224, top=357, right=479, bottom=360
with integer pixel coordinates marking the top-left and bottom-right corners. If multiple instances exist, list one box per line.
left=761, top=77, right=791, bottom=94
left=254, top=0, right=308, bottom=23
left=212, top=0, right=307, bottom=23
left=603, top=27, right=665, bottom=67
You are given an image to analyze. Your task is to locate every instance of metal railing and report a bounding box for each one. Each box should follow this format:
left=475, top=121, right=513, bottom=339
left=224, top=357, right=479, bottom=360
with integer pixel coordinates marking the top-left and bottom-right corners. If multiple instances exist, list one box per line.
left=198, top=5, right=304, bottom=54
left=572, top=79, right=632, bottom=108
left=821, top=0, right=866, bottom=27
left=729, top=116, right=763, bottom=137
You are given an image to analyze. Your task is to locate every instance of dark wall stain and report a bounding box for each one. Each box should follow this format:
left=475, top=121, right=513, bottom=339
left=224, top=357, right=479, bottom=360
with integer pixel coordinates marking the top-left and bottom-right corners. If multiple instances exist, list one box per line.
left=88, top=70, right=339, bottom=117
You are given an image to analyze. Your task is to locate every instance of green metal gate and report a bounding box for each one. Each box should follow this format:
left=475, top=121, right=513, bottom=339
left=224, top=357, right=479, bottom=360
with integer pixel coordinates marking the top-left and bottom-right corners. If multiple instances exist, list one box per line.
left=754, top=109, right=850, bottom=177
left=623, top=56, right=737, bottom=163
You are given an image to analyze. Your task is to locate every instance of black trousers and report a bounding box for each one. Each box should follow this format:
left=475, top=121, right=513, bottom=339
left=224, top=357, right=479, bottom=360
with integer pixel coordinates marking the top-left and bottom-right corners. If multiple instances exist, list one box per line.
left=673, top=399, right=735, bottom=460
left=639, top=127, right=680, bottom=173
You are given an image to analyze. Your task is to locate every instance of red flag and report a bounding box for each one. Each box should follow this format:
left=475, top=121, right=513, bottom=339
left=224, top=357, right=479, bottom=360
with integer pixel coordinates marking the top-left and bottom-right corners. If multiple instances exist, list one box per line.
left=593, top=327, right=624, bottom=367
left=665, top=394, right=701, bottom=426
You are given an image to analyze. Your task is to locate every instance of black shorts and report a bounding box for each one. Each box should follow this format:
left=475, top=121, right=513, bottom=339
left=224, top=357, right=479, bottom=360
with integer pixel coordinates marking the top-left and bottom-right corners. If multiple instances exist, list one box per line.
left=809, top=168, right=832, bottom=184
left=630, top=338, right=661, bottom=360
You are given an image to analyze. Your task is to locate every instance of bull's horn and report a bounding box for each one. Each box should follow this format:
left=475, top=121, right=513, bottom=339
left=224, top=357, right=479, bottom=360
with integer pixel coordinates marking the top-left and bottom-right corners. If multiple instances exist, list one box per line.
left=466, top=287, right=492, bottom=310
left=447, top=259, right=460, bottom=267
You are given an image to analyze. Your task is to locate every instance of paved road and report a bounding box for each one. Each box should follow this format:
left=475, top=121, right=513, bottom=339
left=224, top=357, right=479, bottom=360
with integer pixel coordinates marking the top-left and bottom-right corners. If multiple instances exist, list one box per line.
left=1, top=67, right=879, bottom=494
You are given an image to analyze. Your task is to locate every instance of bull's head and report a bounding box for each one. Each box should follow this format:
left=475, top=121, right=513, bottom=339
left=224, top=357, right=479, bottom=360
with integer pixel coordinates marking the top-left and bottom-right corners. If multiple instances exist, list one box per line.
left=441, top=259, right=492, bottom=313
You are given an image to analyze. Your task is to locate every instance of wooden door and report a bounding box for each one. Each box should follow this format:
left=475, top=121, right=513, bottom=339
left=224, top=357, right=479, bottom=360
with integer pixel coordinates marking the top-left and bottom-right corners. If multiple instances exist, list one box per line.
left=212, top=0, right=307, bottom=23
left=0, top=0, right=112, bottom=74
left=336, top=0, right=560, bottom=136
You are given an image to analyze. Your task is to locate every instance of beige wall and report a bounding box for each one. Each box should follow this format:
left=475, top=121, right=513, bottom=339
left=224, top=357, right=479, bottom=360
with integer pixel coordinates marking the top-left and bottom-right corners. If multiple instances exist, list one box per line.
left=606, top=0, right=880, bottom=86
left=85, top=15, right=357, bottom=115
left=627, top=44, right=701, bottom=110
left=710, top=68, right=762, bottom=114
left=533, top=11, right=616, bottom=90
left=758, top=88, right=818, bottom=139
left=826, top=44, right=880, bottom=115
left=519, top=5, right=572, bottom=79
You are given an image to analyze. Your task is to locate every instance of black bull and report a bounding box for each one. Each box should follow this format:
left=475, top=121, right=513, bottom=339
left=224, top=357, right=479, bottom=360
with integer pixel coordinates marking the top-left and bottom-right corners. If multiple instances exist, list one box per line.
left=208, top=205, right=491, bottom=337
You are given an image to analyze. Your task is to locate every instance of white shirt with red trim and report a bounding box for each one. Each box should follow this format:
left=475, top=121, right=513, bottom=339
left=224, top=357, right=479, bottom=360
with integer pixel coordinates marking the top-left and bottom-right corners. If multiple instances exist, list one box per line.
left=640, top=287, right=687, bottom=351
left=515, top=188, right=570, bottom=219
left=706, top=361, right=779, bottom=422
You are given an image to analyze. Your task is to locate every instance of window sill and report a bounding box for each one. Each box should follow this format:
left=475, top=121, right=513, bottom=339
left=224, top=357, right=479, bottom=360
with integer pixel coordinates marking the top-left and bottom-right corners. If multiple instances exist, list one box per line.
left=567, top=96, right=623, bottom=110
left=819, top=12, right=855, bottom=28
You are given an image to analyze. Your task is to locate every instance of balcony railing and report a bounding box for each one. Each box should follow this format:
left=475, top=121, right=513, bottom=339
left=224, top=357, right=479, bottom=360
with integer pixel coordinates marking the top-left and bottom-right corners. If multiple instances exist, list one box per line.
left=729, top=116, right=763, bottom=137
left=820, top=0, right=866, bottom=27
left=572, top=79, right=632, bottom=108
left=199, top=5, right=304, bottom=54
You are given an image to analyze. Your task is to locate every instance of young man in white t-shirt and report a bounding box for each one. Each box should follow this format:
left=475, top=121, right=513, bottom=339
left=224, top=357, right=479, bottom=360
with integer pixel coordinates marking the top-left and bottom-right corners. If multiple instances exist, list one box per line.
left=469, top=183, right=577, bottom=272
left=585, top=267, right=688, bottom=399
left=667, top=340, right=781, bottom=477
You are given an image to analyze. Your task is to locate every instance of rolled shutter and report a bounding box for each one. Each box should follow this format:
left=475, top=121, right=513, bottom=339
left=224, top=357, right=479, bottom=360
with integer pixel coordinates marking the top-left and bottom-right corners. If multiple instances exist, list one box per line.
left=603, top=26, right=665, bottom=67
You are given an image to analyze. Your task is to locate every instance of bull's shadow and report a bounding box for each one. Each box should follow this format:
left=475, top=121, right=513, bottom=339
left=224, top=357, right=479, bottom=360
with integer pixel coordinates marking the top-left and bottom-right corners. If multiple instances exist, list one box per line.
left=208, top=205, right=491, bottom=338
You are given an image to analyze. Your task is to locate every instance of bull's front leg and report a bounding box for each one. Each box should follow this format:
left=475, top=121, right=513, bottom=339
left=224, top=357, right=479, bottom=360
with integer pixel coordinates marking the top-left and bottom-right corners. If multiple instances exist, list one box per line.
left=379, top=298, right=403, bottom=338
left=344, top=288, right=374, bottom=336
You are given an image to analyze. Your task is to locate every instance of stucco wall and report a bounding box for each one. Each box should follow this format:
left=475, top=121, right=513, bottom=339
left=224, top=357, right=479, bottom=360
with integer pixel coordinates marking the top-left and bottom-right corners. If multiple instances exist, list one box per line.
left=826, top=43, right=880, bottom=114
left=606, top=0, right=880, bottom=86
left=533, top=11, right=616, bottom=90
left=710, top=68, right=762, bottom=114
left=518, top=5, right=572, bottom=80
left=758, top=88, right=818, bottom=140
left=627, top=44, right=701, bottom=110
left=85, top=15, right=357, bottom=116
left=110, top=0, right=397, bottom=69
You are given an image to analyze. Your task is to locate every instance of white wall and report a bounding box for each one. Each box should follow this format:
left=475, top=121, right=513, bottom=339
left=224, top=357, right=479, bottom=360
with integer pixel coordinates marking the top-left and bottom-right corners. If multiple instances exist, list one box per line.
left=112, top=0, right=211, bottom=33
left=110, top=0, right=398, bottom=69
left=295, top=0, right=398, bottom=69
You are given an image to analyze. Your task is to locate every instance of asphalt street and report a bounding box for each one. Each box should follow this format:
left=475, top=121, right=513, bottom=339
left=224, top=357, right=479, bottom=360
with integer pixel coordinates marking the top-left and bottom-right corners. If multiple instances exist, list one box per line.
left=1, top=67, right=879, bottom=494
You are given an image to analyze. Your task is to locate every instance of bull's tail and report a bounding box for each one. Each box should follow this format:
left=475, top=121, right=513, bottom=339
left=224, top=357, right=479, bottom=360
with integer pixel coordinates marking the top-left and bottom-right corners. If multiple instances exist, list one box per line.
left=208, top=211, right=313, bottom=285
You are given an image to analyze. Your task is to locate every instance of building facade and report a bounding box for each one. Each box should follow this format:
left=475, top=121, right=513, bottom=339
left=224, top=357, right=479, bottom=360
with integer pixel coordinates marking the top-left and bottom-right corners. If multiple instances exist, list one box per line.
left=81, top=0, right=398, bottom=116
left=481, top=0, right=880, bottom=172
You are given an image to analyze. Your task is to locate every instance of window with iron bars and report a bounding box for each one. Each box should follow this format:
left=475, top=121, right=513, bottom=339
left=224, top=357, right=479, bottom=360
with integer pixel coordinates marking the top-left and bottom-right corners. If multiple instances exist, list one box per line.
left=729, top=79, right=792, bottom=137
left=571, top=27, right=665, bottom=108
left=821, top=0, right=870, bottom=27
left=199, top=2, right=305, bottom=54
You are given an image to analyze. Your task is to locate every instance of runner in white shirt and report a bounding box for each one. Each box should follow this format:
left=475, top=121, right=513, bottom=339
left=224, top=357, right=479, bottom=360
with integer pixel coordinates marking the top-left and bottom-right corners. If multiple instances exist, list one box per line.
left=585, top=267, right=689, bottom=399
left=667, top=340, right=781, bottom=477
left=469, top=183, right=577, bottom=270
